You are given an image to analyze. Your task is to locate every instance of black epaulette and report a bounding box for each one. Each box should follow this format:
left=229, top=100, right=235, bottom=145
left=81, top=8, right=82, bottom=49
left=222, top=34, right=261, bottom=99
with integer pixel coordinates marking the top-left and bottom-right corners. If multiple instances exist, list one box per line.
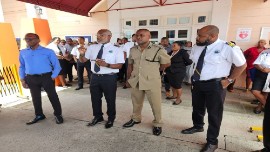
left=226, top=42, right=235, bottom=47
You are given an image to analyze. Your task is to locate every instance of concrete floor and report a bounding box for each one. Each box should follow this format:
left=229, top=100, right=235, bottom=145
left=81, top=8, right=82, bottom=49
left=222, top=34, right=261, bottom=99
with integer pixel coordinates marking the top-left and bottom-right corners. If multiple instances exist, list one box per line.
left=0, top=81, right=265, bottom=152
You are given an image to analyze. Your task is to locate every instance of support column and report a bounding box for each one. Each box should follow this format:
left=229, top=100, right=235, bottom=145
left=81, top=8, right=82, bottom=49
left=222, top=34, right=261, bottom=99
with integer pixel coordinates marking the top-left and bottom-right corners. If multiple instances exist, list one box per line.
left=211, top=0, right=232, bottom=40
left=0, top=23, right=19, bottom=69
left=0, top=0, right=5, bottom=22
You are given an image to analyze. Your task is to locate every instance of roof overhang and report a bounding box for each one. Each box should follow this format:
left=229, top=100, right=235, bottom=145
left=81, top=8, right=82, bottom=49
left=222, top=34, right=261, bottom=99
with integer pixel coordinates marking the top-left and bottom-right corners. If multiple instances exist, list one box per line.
left=17, top=0, right=101, bottom=16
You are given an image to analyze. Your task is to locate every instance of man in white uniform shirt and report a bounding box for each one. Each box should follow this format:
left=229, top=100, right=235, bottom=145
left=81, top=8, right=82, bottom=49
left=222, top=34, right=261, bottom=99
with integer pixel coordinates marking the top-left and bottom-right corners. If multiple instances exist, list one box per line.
left=122, top=34, right=136, bottom=89
left=181, top=25, right=246, bottom=152
left=71, top=37, right=91, bottom=90
left=78, top=29, right=125, bottom=129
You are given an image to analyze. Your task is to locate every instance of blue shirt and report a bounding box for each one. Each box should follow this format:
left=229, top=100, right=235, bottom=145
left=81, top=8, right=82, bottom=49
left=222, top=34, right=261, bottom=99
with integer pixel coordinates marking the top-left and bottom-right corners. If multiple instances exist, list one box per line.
left=19, top=45, right=61, bottom=79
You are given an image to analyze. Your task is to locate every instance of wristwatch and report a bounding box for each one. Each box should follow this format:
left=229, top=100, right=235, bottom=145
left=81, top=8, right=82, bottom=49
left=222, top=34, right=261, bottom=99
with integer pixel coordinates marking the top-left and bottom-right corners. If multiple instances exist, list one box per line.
left=227, top=78, right=234, bottom=84
left=106, top=63, right=110, bottom=68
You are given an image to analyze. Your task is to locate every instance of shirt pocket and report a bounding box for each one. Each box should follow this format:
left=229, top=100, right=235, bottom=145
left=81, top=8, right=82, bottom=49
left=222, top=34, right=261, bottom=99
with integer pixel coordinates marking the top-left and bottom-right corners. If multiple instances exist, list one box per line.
left=104, top=53, right=115, bottom=63
left=205, top=53, right=223, bottom=64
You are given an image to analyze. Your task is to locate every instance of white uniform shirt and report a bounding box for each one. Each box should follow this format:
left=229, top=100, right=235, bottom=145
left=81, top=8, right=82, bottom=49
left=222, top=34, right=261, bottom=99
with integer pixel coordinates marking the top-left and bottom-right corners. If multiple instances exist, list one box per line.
left=71, top=45, right=88, bottom=59
left=253, top=49, right=270, bottom=68
left=85, top=43, right=125, bottom=74
left=64, top=44, right=74, bottom=53
left=122, top=41, right=135, bottom=58
left=46, top=43, right=65, bottom=55
left=190, top=39, right=246, bottom=80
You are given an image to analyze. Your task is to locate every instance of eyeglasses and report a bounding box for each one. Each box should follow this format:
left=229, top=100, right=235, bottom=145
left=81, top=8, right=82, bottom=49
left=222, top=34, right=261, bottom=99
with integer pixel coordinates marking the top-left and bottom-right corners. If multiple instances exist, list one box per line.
left=23, top=38, right=37, bottom=41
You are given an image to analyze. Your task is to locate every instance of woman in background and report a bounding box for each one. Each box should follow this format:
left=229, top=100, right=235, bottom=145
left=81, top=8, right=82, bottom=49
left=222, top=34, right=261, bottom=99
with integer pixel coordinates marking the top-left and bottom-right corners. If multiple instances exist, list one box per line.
left=166, top=41, right=193, bottom=105
left=47, top=37, right=70, bottom=88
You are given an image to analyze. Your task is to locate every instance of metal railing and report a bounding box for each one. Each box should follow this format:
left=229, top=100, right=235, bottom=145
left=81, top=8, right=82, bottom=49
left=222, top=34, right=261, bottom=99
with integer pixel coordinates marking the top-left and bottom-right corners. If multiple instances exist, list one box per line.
left=0, top=64, right=23, bottom=97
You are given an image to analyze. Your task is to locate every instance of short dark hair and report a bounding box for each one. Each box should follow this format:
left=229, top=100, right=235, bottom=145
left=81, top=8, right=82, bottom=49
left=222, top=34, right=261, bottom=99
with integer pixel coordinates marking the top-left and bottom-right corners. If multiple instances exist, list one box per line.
left=132, top=34, right=136, bottom=37
left=122, top=37, right=128, bottom=41
left=161, top=37, right=169, bottom=41
left=25, top=33, right=40, bottom=39
left=78, top=36, right=85, bottom=40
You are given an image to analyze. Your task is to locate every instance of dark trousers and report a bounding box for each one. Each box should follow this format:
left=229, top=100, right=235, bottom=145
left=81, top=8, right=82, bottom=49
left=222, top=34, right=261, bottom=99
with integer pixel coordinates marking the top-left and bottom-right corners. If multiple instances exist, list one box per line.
left=77, top=60, right=91, bottom=88
left=118, top=61, right=126, bottom=81
left=263, top=95, right=270, bottom=151
left=25, top=73, right=62, bottom=116
left=164, top=74, right=170, bottom=91
left=90, top=74, right=117, bottom=121
left=124, top=58, right=128, bottom=81
left=67, top=62, right=77, bottom=81
left=191, top=80, right=226, bottom=145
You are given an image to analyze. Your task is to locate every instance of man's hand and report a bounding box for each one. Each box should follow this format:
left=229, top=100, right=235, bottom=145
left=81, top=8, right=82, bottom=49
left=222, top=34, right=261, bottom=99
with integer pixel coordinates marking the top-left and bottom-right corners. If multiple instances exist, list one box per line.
left=261, top=67, right=270, bottom=73
left=21, top=80, right=29, bottom=89
left=78, top=46, right=86, bottom=55
left=125, top=81, right=131, bottom=88
left=220, top=79, right=230, bottom=89
left=96, top=59, right=107, bottom=67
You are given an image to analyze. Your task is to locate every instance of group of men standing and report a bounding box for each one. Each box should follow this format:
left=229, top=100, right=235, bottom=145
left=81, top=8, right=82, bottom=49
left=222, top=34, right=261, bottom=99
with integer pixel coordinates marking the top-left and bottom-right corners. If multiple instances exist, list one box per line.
left=19, top=25, right=250, bottom=152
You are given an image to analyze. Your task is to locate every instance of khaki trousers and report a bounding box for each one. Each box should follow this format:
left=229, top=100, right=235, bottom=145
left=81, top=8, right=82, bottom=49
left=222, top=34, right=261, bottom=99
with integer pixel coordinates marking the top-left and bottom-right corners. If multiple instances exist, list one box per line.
left=131, top=85, right=163, bottom=127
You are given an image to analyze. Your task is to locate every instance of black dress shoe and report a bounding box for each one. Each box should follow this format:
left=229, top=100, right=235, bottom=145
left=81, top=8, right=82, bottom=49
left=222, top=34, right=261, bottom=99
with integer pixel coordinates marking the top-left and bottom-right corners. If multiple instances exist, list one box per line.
left=200, top=143, right=218, bottom=152
left=123, top=119, right=141, bottom=128
left=153, top=127, right=162, bottom=136
left=55, top=115, right=64, bottom=124
left=105, top=121, right=114, bottom=129
left=181, top=126, right=204, bottom=134
left=86, top=117, right=104, bottom=126
left=26, top=115, right=46, bottom=125
left=75, top=87, right=83, bottom=90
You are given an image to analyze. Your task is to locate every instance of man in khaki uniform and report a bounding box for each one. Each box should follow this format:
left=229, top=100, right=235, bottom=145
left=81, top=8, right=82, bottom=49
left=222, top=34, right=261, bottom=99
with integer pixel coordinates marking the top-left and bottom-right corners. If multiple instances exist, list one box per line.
left=123, top=29, right=171, bottom=136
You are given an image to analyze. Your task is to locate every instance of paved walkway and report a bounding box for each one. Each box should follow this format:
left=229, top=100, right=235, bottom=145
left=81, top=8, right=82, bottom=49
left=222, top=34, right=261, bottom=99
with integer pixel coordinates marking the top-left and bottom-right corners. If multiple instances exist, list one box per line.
left=0, top=82, right=265, bottom=152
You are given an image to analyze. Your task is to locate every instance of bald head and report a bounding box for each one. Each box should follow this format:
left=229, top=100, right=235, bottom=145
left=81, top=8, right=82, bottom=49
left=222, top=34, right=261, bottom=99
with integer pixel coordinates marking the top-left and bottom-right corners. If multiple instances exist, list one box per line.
left=136, top=29, right=151, bottom=46
left=97, top=29, right=112, bottom=44
left=201, top=25, right=219, bottom=35
left=196, top=25, right=219, bottom=46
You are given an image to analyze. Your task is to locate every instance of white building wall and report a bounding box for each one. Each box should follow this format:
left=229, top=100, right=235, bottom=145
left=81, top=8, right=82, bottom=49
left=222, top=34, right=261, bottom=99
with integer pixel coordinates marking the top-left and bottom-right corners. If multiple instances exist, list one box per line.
left=1, top=0, right=108, bottom=42
left=211, top=0, right=232, bottom=40
left=108, top=0, right=232, bottom=44
left=0, top=0, right=4, bottom=22
left=1, top=0, right=27, bottom=37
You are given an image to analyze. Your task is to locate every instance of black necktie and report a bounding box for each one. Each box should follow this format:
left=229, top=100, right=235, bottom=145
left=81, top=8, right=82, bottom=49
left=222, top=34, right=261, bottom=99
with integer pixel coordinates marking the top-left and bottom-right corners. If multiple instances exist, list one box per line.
left=94, top=44, right=104, bottom=72
left=192, top=46, right=207, bottom=81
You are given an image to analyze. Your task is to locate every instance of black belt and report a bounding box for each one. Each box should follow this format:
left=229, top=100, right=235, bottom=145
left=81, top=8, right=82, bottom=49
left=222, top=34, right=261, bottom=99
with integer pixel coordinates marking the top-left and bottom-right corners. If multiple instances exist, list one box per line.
left=196, top=78, right=225, bottom=83
left=92, top=73, right=116, bottom=77
left=26, top=72, right=52, bottom=77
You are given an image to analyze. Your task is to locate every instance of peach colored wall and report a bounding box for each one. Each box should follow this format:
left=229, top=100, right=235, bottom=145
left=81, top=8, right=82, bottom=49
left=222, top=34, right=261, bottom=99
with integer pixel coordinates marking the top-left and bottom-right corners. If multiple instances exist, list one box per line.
left=228, top=0, right=270, bottom=89
left=227, top=0, right=270, bottom=51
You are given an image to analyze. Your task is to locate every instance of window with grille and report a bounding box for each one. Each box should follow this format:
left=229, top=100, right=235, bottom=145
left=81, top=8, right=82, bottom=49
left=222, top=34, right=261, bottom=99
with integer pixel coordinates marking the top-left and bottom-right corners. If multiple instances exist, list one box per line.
left=178, top=30, right=188, bottom=38
left=139, top=20, right=147, bottom=26
left=166, top=30, right=175, bottom=38
left=150, top=19, right=158, bottom=25
left=150, top=31, right=158, bottom=39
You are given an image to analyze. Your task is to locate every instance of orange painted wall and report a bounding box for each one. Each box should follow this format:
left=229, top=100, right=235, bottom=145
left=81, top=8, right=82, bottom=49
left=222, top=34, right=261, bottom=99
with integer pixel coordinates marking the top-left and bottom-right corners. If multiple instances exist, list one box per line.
left=20, top=18, right=52, bottom=49
left=0, top=23, right=19, bottom=69
left=33, top=18, right=52, bottom=46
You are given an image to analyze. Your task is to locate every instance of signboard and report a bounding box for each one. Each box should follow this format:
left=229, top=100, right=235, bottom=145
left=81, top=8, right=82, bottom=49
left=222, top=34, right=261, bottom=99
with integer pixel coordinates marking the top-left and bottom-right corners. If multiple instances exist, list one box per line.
left=236, top=28, right=252, bottom=42
left=65, top=36, right=92, bottom=43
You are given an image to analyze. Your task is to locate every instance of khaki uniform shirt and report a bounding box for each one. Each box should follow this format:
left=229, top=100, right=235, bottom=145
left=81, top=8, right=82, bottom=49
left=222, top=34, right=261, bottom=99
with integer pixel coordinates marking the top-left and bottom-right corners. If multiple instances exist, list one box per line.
left=128, top=43, right=171, bottom=90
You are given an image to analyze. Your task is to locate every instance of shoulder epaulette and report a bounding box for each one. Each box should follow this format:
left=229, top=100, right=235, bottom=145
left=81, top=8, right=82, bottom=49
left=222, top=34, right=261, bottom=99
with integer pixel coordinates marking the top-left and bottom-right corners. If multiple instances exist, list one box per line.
left=226, top=42, right=235, bottom=47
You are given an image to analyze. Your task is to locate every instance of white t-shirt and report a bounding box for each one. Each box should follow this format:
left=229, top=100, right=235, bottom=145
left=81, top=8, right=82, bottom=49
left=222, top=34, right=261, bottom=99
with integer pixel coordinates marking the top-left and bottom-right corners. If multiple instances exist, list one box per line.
left=253, top=49, right=270, bottom=68
left=122, top=41, right=135, bottom=58
left=84, top=43, right=125, bottom=74
left=46, top=43, right=62, bottom=55
left=190, top=39, right=246, bottom=80
left=71, top=45, right=88, bottom=59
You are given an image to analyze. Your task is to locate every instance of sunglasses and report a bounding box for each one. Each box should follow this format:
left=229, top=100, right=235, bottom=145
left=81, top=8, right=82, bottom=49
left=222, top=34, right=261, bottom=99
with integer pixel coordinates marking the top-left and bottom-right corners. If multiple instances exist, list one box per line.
left=23, top=38, right=37, bottom=41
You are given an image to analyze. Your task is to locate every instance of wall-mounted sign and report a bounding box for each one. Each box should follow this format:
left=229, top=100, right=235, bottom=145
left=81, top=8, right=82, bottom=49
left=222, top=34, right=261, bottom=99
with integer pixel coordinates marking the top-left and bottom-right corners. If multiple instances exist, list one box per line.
left=65, top=36, right=92, bottom=43
left=236, top=28, right=252, bottom=42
